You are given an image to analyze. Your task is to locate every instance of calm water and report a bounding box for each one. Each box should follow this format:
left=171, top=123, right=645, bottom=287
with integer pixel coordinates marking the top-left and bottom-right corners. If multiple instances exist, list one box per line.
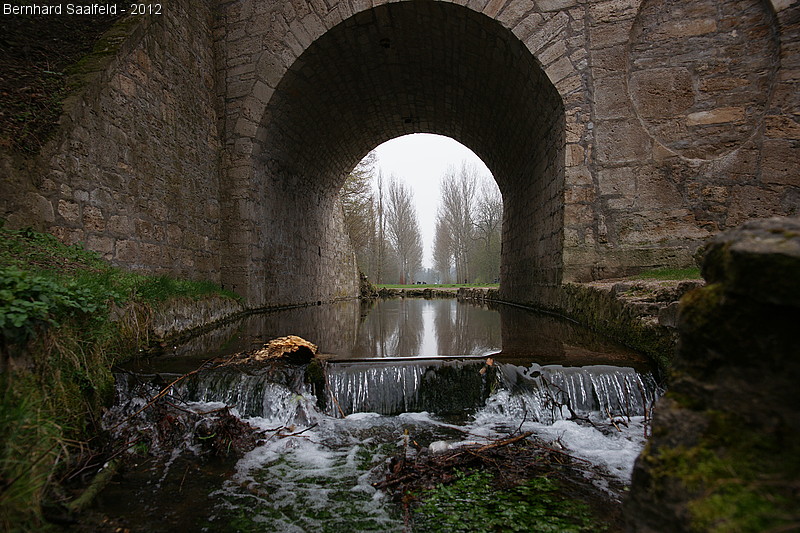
left=126, top=298, right=649, bottom=373
left=101, top=299, right=659, bottom=532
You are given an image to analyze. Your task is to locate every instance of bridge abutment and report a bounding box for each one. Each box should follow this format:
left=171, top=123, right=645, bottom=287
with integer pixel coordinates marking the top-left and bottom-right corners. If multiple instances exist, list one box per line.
left=0, top=0, right=796, bottom=309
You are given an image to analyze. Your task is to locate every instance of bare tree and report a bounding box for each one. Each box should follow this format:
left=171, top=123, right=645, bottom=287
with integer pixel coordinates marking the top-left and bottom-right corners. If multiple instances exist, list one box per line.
left=341, top=151, right=377, bottom=274
left=471, top=180, right=503, bottom=283
left=437, top=163, right=478, bottom=283
left=385, top=179, right=423, bottom=284
left=433, top=217, right=453, bottom=284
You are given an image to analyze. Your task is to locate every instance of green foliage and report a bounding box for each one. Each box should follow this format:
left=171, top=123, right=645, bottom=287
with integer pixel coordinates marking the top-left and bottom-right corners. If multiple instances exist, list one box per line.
left=413, top=471, right=597, bottom=533
left=0, top=378, right=64, bottom=530
left=0, top=226, right=240, bottom=527
left=0, top=226, right=108, bottom=273
left=0, top=266, right=105, bottom=346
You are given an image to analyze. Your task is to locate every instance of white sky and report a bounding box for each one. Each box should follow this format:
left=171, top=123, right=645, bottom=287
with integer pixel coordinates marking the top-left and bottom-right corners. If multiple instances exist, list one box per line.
left=371, top=133, right=493, bottom=269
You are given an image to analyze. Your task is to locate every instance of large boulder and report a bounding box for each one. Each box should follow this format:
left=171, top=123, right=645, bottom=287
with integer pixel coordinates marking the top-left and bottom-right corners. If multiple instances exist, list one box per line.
left=625, top=217, right=800, bottom=532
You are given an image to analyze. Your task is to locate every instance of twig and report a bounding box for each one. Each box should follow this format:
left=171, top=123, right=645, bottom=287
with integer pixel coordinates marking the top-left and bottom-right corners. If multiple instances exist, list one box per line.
left=476, top=431, right=533, bottom=452
left=279, top=423, right=318, bottom=438
left=108, top=354, right=238, bottom=431
left=179, top=464, right=190, bottom=493
left=607, top=408, right=622, bottom=432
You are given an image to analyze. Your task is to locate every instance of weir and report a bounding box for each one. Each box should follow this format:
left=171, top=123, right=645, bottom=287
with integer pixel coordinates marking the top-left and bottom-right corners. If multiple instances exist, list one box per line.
left=115, top=358, right=660, bottom=422
left=98, top=298, right=665, bottom=529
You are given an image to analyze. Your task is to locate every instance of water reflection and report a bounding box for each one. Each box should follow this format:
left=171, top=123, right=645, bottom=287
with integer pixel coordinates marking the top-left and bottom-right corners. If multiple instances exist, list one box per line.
left=352, top=299, right=499, bottom=357
left=127, top=298, right=647, bottom=373
left=496, top=306, right=648, bottom=367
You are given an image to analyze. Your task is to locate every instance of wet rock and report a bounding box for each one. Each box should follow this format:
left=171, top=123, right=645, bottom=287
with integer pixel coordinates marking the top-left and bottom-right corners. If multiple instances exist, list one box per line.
left=626, top=217, right=800, bottom=532
left=656, top=302, right=681, bottom=328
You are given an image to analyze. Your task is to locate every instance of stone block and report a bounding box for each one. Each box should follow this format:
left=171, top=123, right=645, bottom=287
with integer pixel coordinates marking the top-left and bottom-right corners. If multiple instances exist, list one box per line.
left=659, top=18, right=717, bottom=38
left=108, top=215, right=133, bottom=236
left=83, top=206, right=105, bottom=232
left=115, top=240, right=139, bottom=263
left=765, top=115, right=800, bottom=140
left=589, top=22, right=629, bottom=50
left=593, top=76, right=630, bottom=120
left=589, top=0, right=638, bottom=24
left=597, top=166, right=636, bottom=198
left=57, top=200, right=81, bottom=224
left=760, top=139, right=800, bottom=186
left=535, top=0, right=577, bottom=12
left=594, top=119, right=651, bottom=163
left=686, top=107, right=745, bottom=126
left=24, top=193, right=55, bottom=223
left=629, top=68, right=694, bottom=119
left=87, top=235, right=115, bottom=257
left=564, top=143, right=584, bottom=166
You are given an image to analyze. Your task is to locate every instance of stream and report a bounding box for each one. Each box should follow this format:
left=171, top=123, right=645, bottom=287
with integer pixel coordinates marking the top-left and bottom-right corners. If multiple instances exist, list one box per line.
left=95, top=298, right=662, bottom=532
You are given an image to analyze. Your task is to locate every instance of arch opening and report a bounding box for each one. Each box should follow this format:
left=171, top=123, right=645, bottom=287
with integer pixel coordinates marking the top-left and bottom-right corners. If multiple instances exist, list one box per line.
left=252, top=2, right=565, bottom=305
left=366, top=133, right=499, bottom=285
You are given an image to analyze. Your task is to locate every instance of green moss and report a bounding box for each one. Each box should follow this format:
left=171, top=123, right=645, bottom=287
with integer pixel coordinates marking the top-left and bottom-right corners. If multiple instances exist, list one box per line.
left=646, top=411, right=800, bottom=532
left=678, top=283, right=724, bottom=332
left=413, top=471, right=598, bottom=532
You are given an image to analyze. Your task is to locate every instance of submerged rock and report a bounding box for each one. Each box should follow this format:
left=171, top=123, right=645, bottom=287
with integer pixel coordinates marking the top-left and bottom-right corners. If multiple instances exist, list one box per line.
left=625, top=217, right=800, bottom=532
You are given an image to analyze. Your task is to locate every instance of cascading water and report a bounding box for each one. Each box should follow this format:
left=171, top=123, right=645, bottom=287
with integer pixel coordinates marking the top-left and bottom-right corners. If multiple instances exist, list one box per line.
left=489, top=363, right=660, bottom=424
left=97, top=299, right=664, bottom=531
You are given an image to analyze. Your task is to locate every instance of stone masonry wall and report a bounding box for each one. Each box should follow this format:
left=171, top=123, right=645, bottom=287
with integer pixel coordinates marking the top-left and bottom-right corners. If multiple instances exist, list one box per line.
left=1, top=0, right=797, bottom=309
left=218, top=0, right=798, bottom=307
left=570, top=0, right=800, bottom=280
left=1, top=0, right=223, bottom=283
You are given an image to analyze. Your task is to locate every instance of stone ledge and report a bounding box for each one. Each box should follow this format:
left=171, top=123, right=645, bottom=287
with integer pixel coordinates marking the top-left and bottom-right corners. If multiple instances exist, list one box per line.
left=149, top=295, right=246, bottom=342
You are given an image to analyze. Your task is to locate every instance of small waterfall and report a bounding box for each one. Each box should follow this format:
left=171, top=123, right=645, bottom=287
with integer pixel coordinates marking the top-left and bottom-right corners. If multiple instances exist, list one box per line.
left=323, top=360, right=496, bottom=416
left=112, top=360, right=660, bottom=427
left=490, top=363, right=661, bottom=424
left=112, top=364, right=321, bottom=427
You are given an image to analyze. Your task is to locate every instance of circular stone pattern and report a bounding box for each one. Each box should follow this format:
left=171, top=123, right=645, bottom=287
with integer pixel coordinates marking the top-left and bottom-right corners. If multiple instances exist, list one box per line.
left=628, top=0, right=779, bottom=160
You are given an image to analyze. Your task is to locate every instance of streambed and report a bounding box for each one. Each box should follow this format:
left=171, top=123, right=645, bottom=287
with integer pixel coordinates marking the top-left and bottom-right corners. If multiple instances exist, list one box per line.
left=93, top=299, right=662, bottom=531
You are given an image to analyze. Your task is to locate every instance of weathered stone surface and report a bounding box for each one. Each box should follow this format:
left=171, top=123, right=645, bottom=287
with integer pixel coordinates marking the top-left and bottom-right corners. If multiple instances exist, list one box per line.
left=700, top=216, right=800, bottom=306
left=0, top=0, right=797, bottom=309
left=628, top=0, right=779, bottom=159
left=150, top=295, right=246, bottom=341
left=626, top=217, right=800, bottom=532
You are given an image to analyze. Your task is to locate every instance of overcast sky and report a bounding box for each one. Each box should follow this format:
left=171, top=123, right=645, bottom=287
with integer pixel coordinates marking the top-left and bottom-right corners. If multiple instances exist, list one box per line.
left=371, top=133, right=493, bottom=269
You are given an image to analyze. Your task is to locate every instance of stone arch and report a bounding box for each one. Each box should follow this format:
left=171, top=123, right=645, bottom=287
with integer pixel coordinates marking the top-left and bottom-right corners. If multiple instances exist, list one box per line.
left=222, top=1, right=567, bottom=306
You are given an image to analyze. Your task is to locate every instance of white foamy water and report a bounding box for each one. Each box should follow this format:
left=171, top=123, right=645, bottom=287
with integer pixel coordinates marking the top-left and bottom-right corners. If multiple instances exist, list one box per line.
left=112, top=360, right=660, bottom=531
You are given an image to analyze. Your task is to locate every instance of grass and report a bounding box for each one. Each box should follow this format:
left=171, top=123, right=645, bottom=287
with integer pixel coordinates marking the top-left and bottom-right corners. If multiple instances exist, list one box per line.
left=377, top=283, right=499, bottom=289
left=0, top=225, right=239, bottom=529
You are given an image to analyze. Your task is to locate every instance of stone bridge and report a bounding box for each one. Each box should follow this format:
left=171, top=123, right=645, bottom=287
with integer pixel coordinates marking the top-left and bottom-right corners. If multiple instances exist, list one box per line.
left=1, top=0, right=797, bottom=308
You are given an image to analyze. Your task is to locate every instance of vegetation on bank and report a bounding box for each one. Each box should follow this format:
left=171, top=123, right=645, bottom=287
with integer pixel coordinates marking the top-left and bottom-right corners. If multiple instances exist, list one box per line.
left=0, top=225, right=239, bottom=530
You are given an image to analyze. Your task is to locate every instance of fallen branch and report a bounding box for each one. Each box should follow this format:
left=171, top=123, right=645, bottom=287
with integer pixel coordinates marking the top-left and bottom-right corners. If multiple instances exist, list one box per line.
left=108, top=354, right=238, bottom=432
left=476, top=431, right=533, bottom=452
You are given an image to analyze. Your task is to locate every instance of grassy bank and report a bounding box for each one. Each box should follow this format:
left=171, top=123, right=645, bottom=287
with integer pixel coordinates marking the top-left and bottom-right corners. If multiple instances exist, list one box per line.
left=377, top=283, right=499, bottom=289
left=0, top=225, right=239, bottom=530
